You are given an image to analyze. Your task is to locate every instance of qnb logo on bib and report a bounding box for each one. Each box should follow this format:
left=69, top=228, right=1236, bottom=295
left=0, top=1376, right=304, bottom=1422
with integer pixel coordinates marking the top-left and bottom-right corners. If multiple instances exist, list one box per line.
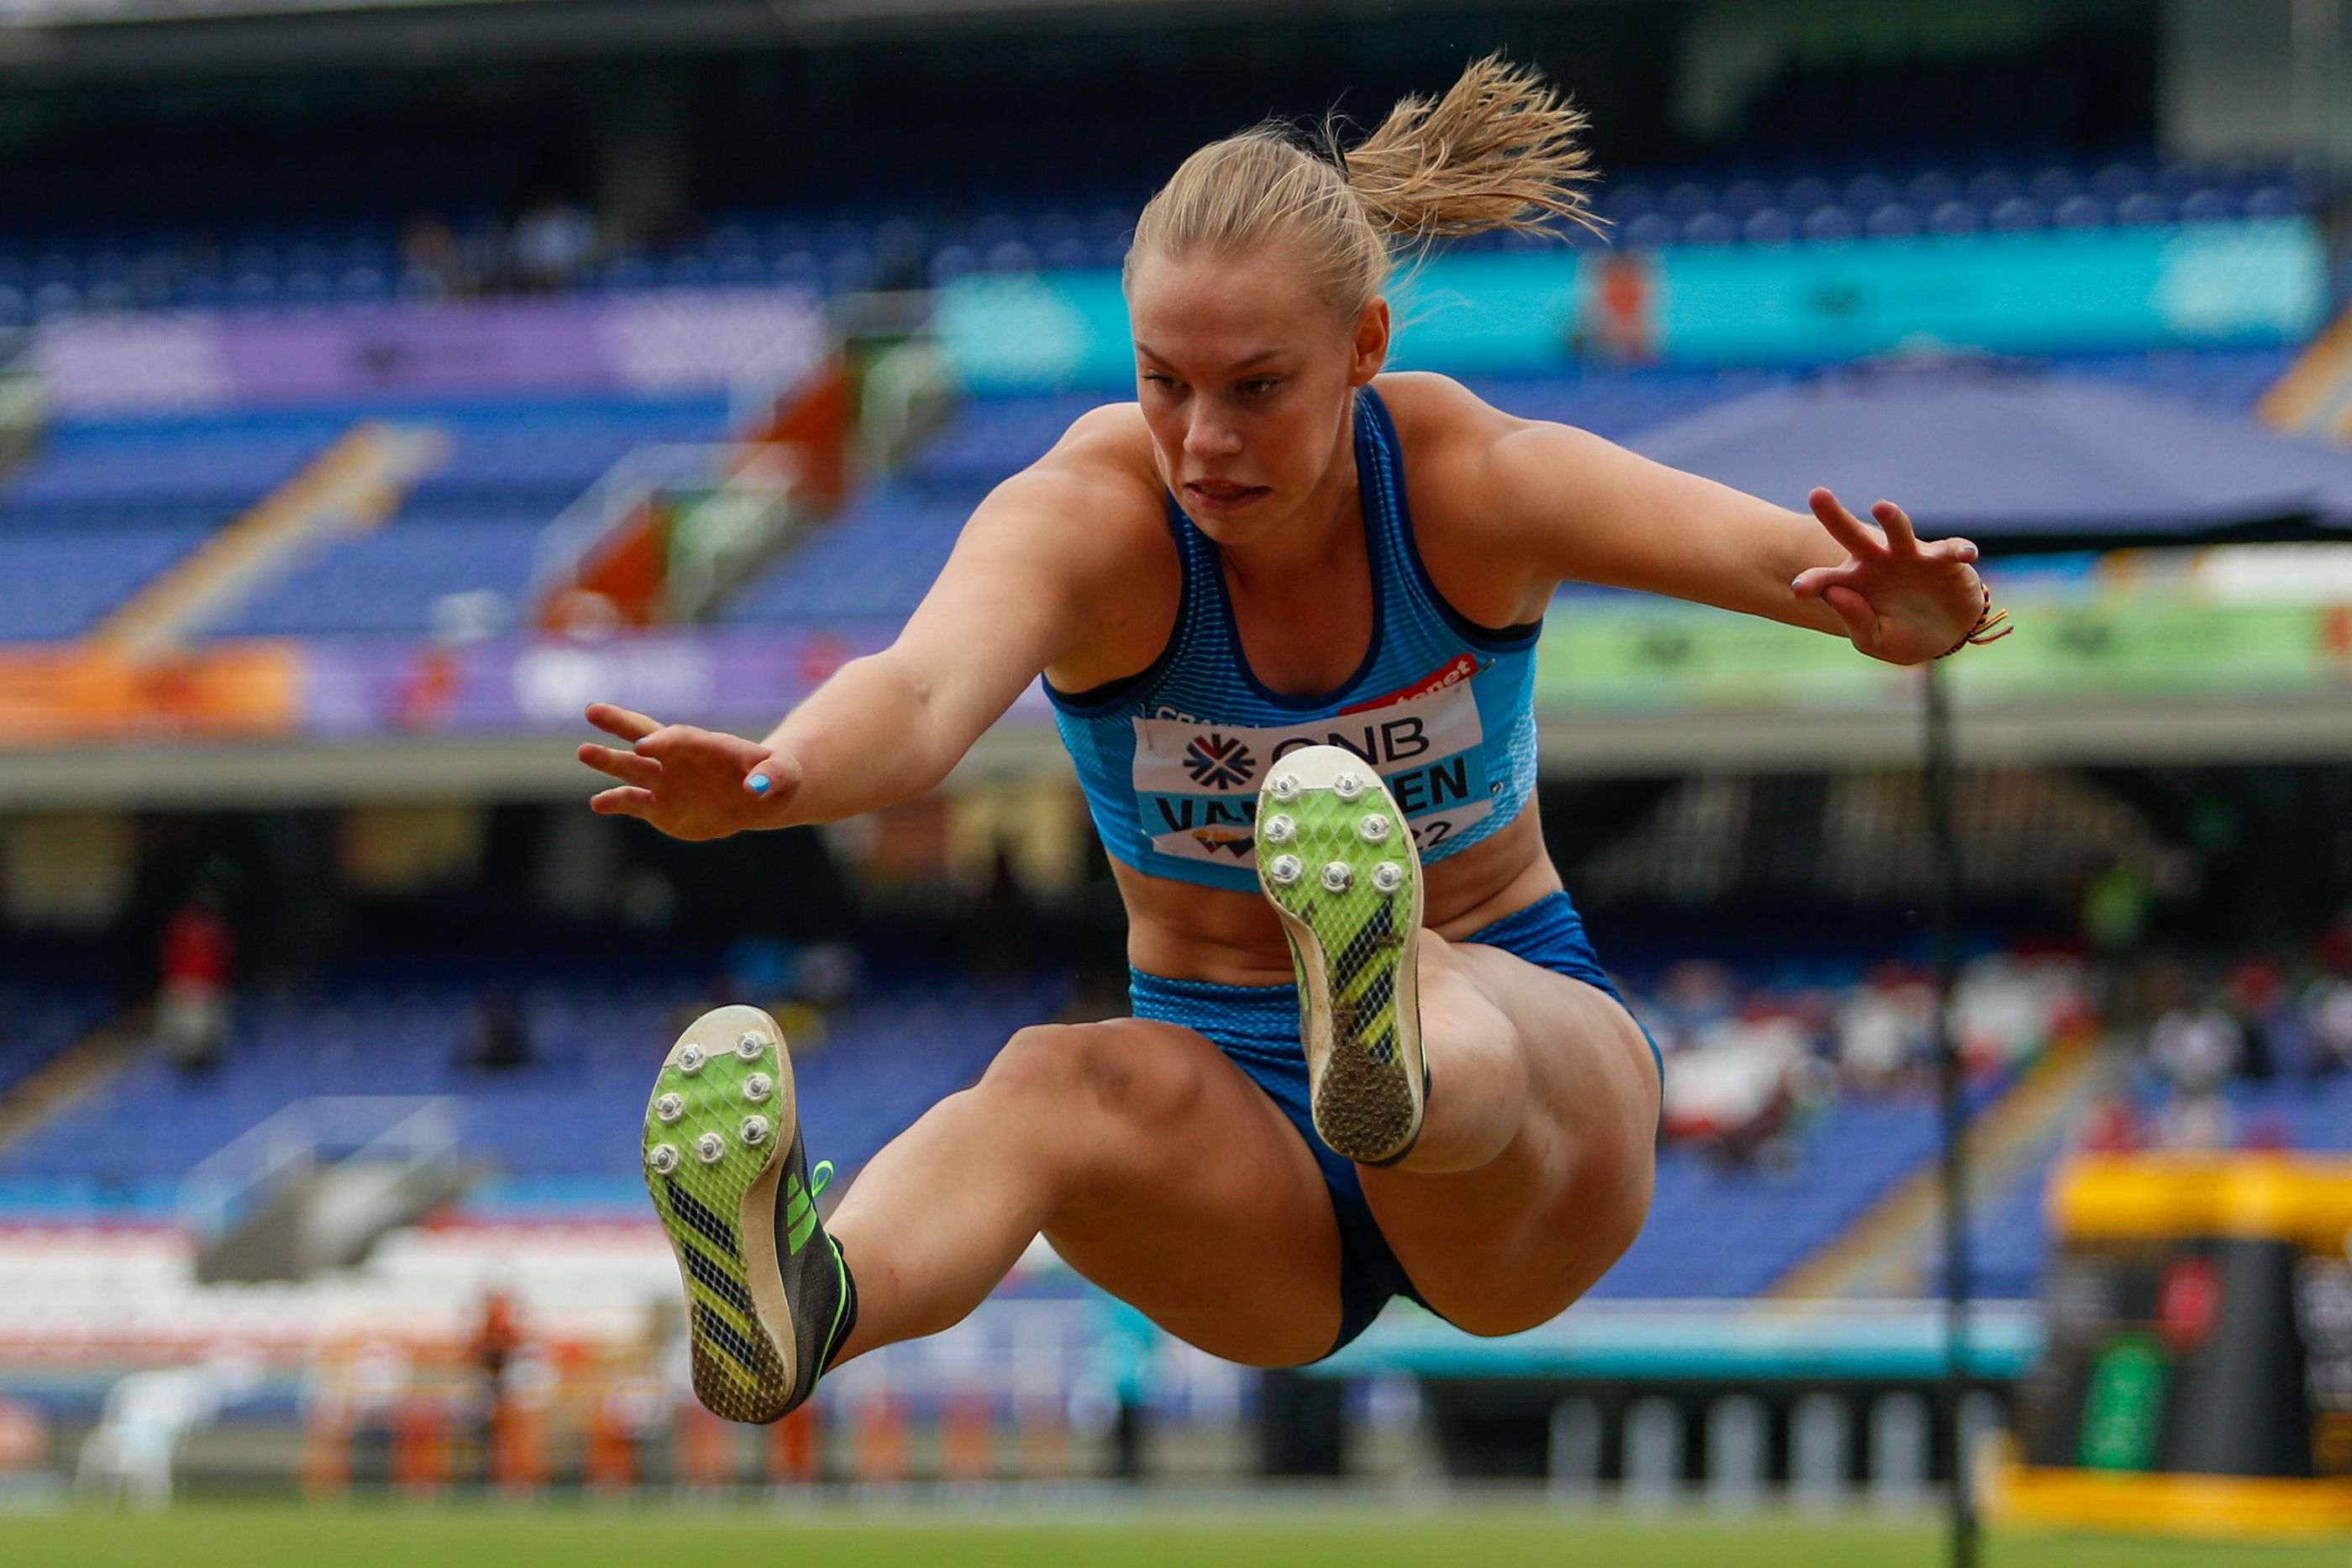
left=1129, top=666, right=1494, bottom=868
left=1182, top=732, right=1257, bottom=791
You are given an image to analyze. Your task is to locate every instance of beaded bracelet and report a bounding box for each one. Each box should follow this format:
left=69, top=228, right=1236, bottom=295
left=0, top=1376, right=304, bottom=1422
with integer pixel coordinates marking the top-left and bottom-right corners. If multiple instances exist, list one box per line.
left=1935, top=581, right=2013, bottom=659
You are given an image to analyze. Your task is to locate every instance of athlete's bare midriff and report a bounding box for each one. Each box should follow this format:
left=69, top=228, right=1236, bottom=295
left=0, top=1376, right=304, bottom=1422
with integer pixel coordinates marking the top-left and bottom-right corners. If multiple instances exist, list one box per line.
left=1118, top=806, right=1564, bottom=985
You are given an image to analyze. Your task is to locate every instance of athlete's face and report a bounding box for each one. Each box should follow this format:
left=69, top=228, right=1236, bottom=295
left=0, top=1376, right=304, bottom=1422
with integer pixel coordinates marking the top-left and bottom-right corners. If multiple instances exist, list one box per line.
left=1126, top=245, right=1388, bottom=541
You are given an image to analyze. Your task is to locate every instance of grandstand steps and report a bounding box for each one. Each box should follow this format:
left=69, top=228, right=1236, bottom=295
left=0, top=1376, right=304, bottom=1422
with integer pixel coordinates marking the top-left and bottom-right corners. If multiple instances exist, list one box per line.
left=87, top=421, right=448, bottom=655
left=2260, top=307, right=2352, bottom=442
left=0, top=350, right=45, bottom=480
left=1765, top=1043, right=2118, bottom=1301
left=0, top=1012, right=139, bottom=1163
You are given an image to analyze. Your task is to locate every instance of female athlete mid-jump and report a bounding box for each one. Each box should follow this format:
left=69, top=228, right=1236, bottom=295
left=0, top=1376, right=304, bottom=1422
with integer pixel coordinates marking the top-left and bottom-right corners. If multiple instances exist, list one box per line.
left=577, top=57, right=2008, bottom=1422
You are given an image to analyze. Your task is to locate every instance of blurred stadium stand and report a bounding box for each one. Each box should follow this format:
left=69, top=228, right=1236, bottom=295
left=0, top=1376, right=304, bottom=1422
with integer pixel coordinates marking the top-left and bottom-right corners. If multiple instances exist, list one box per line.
left=0, top=151, right=2319, bottom=327
left=3, top=0, right=2352, bottom=1510
left=0, top=960, right=1061, bottom=1217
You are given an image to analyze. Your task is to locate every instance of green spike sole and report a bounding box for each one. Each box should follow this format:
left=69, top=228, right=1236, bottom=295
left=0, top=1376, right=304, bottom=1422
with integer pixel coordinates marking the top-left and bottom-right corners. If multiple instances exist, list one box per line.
left=641, top=1004, right=809, bottom=1424
left=1255, top=744, right=1428, bottom=1166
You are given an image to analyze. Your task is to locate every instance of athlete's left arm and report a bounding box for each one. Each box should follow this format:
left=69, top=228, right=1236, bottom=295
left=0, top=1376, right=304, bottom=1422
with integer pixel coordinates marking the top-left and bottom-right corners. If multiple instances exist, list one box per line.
left=1426, top=379, right=1989, bottom=666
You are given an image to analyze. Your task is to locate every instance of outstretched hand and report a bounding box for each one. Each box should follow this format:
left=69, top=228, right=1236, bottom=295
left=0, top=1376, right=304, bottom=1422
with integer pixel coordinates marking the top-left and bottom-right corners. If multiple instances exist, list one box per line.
left=1791, top=488, right=1987, bottom=664
left=575, top=703, right=802, bottom=841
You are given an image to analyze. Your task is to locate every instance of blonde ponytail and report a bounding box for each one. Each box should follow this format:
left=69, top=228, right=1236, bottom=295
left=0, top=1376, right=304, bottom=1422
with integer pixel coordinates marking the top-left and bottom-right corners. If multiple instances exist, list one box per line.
left=1126, top=55, right=1600, bottom=316
left=1342, top=55, right=1599, bottom=242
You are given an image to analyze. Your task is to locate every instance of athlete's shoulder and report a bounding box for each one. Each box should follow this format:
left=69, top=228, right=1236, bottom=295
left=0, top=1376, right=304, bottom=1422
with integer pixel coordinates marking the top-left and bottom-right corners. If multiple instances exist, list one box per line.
left=1369, top=371, right=1538, bottom=463
left=1368, top=372, right=1537, bottom=505
left=1037, top=399, right=1155, bottom=473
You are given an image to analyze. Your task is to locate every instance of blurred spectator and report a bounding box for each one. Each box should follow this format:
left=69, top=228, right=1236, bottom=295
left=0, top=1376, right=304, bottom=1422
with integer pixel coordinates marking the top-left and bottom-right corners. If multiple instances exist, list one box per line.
left=398, top=215, right=468, bottom=301
left=2076, top=1093, right=2145, bottom=1152
left=2224, top=958, right=2284, bottom=1080
left=155, top=889, right=234, bottom=1073
left=794, top=941, right=864, bottom=1010
left=509, top=189, right=600, bottom=292
left=76, top=1351, right=259, bottom=1508
left=1661, top=1014, right=1808, bottom=1167
left=2307, top=973, right=2352, bottom=1075
left=2081, top=855, right=2154, bottom=1022
left=1956, top=953, right=2087, bottom=1075
left=468, top=1287, right=524, bottom=1484
left=464, top=988, right=532, bottom=1073
left=722, top=935, right=799, bottom=1009
left=2081, top=856, right=2153, bottom=955
left=1575, top=250, right=1657, bottom=364
left=1644, top=957, right=1739, bottom=1056
left=2155, top=1089, right=2236, bottom=1151
left=1837, top=975, right=1933, bottom=1088
left=0, top=1396, right=50, bottom=1475
left=2149, top=994, right=2243, bottom=1093
left=2149, top=993, right=2243, bottom=1150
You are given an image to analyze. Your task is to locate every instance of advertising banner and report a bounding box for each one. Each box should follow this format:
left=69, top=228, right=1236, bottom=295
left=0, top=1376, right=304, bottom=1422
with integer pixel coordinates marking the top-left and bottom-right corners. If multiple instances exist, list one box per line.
left=942, top=220, right=2326, bottom=391
left=36, top=287, right=824, bottom=414
left=0, top=642, right=302, bottom=746
left=2, top=590, right=2347, bottom=753
left=1533, top=592, right=2352, bottom=712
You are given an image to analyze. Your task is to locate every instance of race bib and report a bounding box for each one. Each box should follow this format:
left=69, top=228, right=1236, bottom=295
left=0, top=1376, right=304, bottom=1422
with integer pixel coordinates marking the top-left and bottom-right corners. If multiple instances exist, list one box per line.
left=1129, top=656, right=1495, bottom=868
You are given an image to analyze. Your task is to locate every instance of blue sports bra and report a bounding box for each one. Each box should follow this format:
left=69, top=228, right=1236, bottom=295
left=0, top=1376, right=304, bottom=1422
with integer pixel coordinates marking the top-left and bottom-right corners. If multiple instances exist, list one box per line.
left=1045, top=385, right=1542, bottom=893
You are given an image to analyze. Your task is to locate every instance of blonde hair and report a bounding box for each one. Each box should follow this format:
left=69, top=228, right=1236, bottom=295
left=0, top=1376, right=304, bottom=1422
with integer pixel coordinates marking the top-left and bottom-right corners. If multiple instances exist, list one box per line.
left=1124, top=55, right=1600, bottom=317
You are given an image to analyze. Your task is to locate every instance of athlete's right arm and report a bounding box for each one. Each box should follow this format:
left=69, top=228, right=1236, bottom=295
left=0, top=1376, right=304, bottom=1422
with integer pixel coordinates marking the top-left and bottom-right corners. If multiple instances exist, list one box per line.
left=750, top=459, right=1135, bottom=821
left=578, top=427, right=1146, bottom=840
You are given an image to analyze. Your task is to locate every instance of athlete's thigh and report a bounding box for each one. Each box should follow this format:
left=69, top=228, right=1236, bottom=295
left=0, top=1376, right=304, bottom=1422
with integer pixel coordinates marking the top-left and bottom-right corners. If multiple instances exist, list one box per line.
left=1033, top=1017, right=1343, bottom=1366
left=1361, top=945, right=1658, bottom=1335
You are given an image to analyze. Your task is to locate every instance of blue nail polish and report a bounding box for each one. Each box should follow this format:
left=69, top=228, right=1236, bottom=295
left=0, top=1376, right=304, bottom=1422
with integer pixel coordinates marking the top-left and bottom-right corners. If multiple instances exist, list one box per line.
left=747, top=775, right=771, bottom=796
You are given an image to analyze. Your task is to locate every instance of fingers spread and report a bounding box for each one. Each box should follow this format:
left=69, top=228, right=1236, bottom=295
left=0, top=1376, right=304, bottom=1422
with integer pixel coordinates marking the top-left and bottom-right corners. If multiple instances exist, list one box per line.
left=1808, top=487, right=1885, bottom=557
left=1872, top=500, right=1919, bottom=553
left=632, top=726, right=696, bottom=761
left=1938, top=537, right=1981, bottom=564
left=1793, top=560, right=1868, bottom=599
left=1821, top=584, right=1881, bottom=652
left=577, top=743, right=660, bottom=787
left=588, top=786, right=655, bottom=818
left=585, top=703, right=661, bottom=742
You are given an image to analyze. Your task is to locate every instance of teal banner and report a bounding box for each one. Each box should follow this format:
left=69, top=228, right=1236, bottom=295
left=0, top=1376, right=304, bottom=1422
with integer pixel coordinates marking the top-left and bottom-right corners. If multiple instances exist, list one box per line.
left=941, top=219, right=2325, bottom=392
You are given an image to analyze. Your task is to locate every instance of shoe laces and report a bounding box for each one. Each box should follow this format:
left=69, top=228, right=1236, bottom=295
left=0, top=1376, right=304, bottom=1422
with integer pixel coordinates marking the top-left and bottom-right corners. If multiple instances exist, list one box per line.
left=810, top=1159, right=834, bottom=1199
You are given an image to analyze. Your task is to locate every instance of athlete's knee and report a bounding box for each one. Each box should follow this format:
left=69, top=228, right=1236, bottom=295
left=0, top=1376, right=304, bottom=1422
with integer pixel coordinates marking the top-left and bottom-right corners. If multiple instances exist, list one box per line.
left=978, top=1021, right=1205, bottom=1133
left=1444, top=1297, right=1559, bottom=1340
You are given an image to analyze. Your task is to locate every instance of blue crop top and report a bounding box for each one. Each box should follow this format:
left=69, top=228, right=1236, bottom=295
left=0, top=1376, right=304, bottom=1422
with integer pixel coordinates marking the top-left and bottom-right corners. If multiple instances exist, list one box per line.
left=1045, top=385, right=1542, bottom=894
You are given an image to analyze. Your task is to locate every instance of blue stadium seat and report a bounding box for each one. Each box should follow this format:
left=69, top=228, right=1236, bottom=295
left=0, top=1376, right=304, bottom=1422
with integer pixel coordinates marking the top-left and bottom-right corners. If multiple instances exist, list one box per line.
left=1927, top=199, right=1984, bottom=237
left=1989, top=197, right=2046, bottom=233
left=1622, top=212, right=1677, bottom=249
left=1800, top=206, right=1860, bottom=243
left=2113, top=191, right=2176, bottom=226
left=1681, top=211, right=1738, bottom=247
left=2178, top=187, right=2239, bottom=223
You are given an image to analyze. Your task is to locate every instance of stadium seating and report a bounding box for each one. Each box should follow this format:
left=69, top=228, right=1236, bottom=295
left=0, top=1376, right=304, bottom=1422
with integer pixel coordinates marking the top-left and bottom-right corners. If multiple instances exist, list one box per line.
left=0, top=394, right=732, bottom=642
left=211, top=394, right=731, bottom=638
left=1590, top=1093, right=1953, bottom=1299
left=0, top=955, right=110, bottom=1104
left=0, top=927, right=2038, bottom=1312
left=0, top=958, right=1063, bottom=1218
left=716, top=347, right=2292, bottom=631
left=0, top=149, right=2317, bottom=326
left=1959, top=1064, right=2352, bottom=1299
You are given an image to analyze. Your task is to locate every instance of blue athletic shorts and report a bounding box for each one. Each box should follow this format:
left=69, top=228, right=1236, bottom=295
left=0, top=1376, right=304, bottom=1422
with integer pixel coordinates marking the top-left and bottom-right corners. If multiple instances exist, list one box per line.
left=1127, top=889, right=1659, bottom=1360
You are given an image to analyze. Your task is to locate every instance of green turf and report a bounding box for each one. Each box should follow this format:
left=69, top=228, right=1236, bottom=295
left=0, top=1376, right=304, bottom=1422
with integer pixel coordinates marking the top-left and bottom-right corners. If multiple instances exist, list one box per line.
left=3, top=1502, right=2344, bottom=1568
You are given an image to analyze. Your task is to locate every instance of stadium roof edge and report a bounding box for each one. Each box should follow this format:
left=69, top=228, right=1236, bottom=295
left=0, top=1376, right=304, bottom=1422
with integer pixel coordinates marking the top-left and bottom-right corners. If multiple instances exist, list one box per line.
left=0, top=0, right=1663, bottom=80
